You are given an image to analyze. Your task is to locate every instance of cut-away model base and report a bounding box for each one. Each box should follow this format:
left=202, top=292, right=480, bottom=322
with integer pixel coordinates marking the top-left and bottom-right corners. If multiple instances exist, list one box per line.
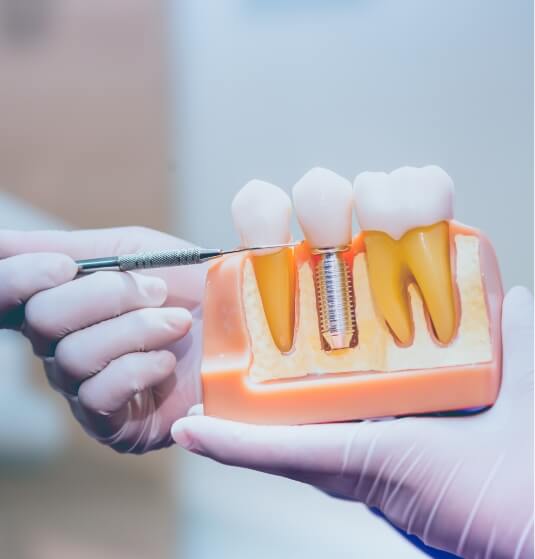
left=200, top=222, right=503, bottom=425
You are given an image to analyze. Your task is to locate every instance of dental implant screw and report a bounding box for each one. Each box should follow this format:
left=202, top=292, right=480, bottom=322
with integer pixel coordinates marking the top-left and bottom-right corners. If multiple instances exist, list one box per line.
left=312, top=247, right=358, bottom=351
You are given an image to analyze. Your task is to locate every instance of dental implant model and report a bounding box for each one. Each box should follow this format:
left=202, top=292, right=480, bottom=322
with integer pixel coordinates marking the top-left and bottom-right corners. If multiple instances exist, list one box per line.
left=200, top=166, right=503, bottom=425
left=292, top=168, right=357, bottom=350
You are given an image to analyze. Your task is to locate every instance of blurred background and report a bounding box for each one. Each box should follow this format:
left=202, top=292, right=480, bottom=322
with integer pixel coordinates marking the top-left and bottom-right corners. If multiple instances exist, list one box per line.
left=0, top=0, right=532, bottom=558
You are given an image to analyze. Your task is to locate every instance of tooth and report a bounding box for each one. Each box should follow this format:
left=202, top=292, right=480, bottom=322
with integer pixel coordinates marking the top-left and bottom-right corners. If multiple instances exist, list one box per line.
left=232, top=180, right=295, bottom=352
left=292, top=168, right=357, bottom=350
left=353, top=166, right=457, bottom=345
left=402, top=221, right=456, bottom=343
left=363, top=231, right=413, bottom=345
left=292, top=168, right=353, bottom=248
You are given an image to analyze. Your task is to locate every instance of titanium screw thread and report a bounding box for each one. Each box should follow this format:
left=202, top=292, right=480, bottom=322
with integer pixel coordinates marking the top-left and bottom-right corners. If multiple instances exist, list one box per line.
left=312, top=248, right=358, bottom=350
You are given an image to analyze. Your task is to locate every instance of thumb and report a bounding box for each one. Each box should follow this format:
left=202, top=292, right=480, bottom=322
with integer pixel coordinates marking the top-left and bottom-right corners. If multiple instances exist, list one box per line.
left=499, top=286, right=534, bottom=398
left=0, top=227, right=172, bottom=260
left=171, top=415, right=383, bottom=479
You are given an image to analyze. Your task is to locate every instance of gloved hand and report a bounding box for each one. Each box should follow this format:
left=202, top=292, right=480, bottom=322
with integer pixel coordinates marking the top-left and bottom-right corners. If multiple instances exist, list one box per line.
left=0, top=227, right=206, bottom=453
left=171, top=287, right=534, bottom=559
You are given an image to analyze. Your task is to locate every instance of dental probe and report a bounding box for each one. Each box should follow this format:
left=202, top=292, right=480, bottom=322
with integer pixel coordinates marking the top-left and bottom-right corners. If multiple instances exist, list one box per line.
left=75, top=243, right=299, bottom=274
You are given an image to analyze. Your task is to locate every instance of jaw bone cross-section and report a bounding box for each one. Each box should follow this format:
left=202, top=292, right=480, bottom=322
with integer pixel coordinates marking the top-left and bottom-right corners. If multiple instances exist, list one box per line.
left=201, top=167, right=503, bottom=424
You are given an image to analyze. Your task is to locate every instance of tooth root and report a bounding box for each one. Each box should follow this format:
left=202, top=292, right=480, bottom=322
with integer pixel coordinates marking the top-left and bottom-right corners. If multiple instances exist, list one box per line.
left=402, top=221, right=456, bottom=344
left=252, top=249, right=295, bottom=352
left=364, top=232, right=413, bottom=345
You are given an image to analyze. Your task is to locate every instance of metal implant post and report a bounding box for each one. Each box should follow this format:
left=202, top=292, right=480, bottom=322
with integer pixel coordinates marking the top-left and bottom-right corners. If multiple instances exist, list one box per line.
left=312, top=247, right=358, bottom=351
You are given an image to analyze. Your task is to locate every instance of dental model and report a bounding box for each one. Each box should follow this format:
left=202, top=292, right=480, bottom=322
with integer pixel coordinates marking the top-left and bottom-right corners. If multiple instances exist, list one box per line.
left=201, top=166, right=503, bottom=424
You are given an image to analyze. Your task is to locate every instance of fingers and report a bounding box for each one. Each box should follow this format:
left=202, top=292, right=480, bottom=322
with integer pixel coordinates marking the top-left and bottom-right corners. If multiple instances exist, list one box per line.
left=0, top=253, right=77, bottom=329
left=0, top=228, right=205, bottom=312
left=187, top=404, right=204, bottom=416
left=171, top=415, right=378, bottom=476
left=24, top=271, right=167, bottom=353
left=170, top=415, right=428, bottom=510
left=78, top=350, right=177, bottom=414
left=500, top=286, right=534, bottom=398
left=0, top=228, right=143, bottom=259
left=50, top=307, right=192, bottom=394
left=0, top=227, right=182, bottom=260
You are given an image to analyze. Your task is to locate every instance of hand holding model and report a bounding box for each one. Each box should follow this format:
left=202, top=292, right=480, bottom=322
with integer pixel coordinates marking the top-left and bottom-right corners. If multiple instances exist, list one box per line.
left=0, top=227, right=204, bottom=453
left=173, top=285, right=533, bottom=559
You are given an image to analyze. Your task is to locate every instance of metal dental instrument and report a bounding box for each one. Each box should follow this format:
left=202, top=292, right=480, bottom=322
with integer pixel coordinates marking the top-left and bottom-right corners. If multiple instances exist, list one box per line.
left=75, top=242, right=299, bottom=274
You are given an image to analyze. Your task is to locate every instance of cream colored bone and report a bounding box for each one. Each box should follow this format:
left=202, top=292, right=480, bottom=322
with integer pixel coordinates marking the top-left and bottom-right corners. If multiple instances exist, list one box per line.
left=244, top=235, right=491, bottom=382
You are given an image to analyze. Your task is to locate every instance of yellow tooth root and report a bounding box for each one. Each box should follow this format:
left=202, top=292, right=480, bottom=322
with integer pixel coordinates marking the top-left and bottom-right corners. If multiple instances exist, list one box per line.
left=363, top=233, right=413, bottom=345
left=402, top=222, right=456, bottom=344
left=252, top=249, right=295, bottom=352
left=364, top=221, right=457, bottom=346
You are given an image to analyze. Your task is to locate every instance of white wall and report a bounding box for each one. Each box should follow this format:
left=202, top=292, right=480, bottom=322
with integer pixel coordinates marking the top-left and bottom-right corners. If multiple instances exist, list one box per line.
left=170, top=0, right=533, bottom=289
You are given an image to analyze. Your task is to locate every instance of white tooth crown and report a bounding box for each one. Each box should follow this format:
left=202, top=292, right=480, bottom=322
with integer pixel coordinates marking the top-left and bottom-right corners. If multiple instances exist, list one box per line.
left=292, top=167, right=353, bottom=248
left=232, top=180, right=292, bottom=247
left=353, top=165, right=454, bottom=240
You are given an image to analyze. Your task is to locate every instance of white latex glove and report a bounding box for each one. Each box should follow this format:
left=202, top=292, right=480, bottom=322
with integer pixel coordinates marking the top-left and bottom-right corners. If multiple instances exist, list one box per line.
left=0, top=227, right=205, bottom=453
left=172, top=287, right=534, bottom=559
